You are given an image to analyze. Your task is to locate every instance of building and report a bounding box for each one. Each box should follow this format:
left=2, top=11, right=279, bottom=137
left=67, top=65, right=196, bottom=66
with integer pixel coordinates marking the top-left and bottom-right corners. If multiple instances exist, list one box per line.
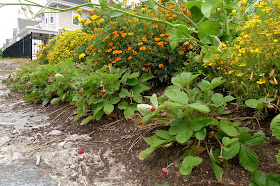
left=3, top=0, right=97, bottom=59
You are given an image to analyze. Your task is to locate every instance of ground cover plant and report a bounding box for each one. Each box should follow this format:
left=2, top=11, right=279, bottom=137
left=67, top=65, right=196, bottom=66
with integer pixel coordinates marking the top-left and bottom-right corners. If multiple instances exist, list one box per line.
left=7, top=58, right=153, bottom=123
left=1, top=0, right=280, bottom=184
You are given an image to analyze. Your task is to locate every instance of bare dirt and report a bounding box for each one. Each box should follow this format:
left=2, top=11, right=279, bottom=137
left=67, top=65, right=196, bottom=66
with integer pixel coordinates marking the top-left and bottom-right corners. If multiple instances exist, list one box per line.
left=0, top=61, right=280, bottom=186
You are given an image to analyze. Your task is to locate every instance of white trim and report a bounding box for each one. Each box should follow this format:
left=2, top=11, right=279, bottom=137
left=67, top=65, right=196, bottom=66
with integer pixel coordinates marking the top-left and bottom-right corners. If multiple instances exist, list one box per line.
left=18, top=26, right=59, bottom=39
left=46, top=0, right=93, bottom=11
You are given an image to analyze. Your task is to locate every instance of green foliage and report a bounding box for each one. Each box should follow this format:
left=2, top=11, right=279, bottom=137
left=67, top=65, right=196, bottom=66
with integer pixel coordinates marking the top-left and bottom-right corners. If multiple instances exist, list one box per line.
left=81, top=4, right=199, bottom=83
left=137, top=72, right=264, bottom=176
left=250, top=170, right=280, bottom=186
left=7, top=58, right=152, bottom=123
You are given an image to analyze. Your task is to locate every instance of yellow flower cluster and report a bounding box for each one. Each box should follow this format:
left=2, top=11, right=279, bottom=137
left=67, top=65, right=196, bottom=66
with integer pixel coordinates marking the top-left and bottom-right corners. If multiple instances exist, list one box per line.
left=45, top=30, right=89, bottom=64
left=214, top=0, right=280, bottom=99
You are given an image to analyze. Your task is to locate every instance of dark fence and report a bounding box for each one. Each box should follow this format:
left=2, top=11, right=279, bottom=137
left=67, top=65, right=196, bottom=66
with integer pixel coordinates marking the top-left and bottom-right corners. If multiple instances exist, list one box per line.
left=3, top=33, right=32, bottom=59
left=3, top=32, right=56, bottom=60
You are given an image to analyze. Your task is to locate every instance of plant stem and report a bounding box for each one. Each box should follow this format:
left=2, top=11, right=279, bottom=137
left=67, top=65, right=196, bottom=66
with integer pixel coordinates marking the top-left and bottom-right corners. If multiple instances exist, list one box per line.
left=151, top=0, right=199, bottom=29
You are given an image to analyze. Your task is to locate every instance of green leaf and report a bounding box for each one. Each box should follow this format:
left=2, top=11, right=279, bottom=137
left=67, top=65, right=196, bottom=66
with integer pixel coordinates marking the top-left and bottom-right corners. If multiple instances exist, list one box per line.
left=127, top=78, right=138, bottom=86
left=252, top=170, right=266, bottom=186
left=156, top=130, right=172, bottom=140
left=119, top=88, right=128, bottom=98
left=124, top=108, right=134, bottom=119
left=81, top=116, right=94, bottom=125
left=198, top=21, right=219, bottom=44
left=201, top=0, right=223, bottom=18
left=169, top=27, right=185, bottom=50
left=110, top=97, right=121, bottom=104
left=271, top=114, right=280, bottom=139
left=133, top=93, right=142, bottom=103
left=144, top=135, right=167, bottom=147
left=104, top=104, right=114, bottom=115
left=195, top=128, right=207, bottom=140
left=239, top=144, right=258, bottom=172
left=209, top=77, right=225, bottom=90
left=182, top=156, right=202, bottom=168
left=222, top=141, right=240, bottom=160
left=137, top=104, right=153, bottom=116
left=245, top=99, right=263, bottom=109
left=96, top=110, right=103, bottom=120
left=179, top=166, right=192, bottom=175
left=139, top=146, right=159, bottom=159
left=211, top=93, right=224, bottom=107
left=50, top=97, right=60, bottom=105
left=171, top=72, right=199, bottom=88
left=184, top=0, right=203, bottom=9
left=169, top=120, right=187, bottom=135
left=188, top=103, right=210, bottom=113
left=150, top=94, right=158, bottom=108
left=189, top=117, right=213, bottom=131
left=266, top=174, right=280, bottom=186
left=222, top=137, right=238, bottom=147
left=220, top=119, right=238, bottom=137
left=140, top=73, right=154, bottom=83
left=118, top=102, right=128, bottom=110
left=98, top=0, right=108, bottom=9
left=110, top=6, right=123, bottom=18
left=176, top=128, right=193, bottom=144
left=211, top=159, right=223, bottom=181
left=239, top=132, right=265, bottom=146
left=165, top=89, right=189, bottom=105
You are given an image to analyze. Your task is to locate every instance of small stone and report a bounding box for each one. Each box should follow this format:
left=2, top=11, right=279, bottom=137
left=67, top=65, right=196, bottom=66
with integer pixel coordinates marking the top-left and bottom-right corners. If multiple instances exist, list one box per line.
left=47, top=130, right=62, bottom=136
left=57, top=141, right=66, bottom=147
left=83, top=136, right=92, bottom=141
left=64, top=141, right=73, bottom=149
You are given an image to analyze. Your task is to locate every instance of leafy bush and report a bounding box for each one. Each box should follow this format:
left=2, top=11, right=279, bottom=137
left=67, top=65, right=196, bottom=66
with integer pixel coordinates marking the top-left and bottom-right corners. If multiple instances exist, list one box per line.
left=79, top=4, right=199, bottom=83
left=36, top=30, right=90, bottom=65
left=7, top=58, right=153, bottom=123
left=137, top=72, right=265, bottom=179
left=210, top=0, right=280, bottom=102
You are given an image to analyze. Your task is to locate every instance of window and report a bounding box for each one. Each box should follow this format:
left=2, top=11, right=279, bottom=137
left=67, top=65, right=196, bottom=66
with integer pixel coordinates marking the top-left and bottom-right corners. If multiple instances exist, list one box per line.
left=50, top=13, right=54, bottom=24
left=45, top=17, right=48, bottom=24
left=72, top=10, right=80, bottom=25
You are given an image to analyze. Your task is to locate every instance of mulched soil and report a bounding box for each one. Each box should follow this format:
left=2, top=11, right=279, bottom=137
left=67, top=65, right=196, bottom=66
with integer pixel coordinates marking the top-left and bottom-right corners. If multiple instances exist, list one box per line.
left=9, top=89, right=280, bottom=186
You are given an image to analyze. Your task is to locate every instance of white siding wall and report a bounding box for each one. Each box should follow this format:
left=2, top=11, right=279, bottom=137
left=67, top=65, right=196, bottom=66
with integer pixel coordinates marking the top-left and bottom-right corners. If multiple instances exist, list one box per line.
left=58, top=5, right=89, bottom=31
left=42, top=10, right=56, bottom=29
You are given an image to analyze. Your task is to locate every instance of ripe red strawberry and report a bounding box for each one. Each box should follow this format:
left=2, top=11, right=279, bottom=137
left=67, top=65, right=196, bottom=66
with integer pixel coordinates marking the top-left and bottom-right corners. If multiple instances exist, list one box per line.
left=127, top=117, right=132, bottom=121
left=82, top=68, right=85, bottom=71
left=101, top=89, right=106, bottom=94
left=47, top=73, right=51, bottom=76
left=161, top=112, right=167, bottom=117
left=80, top=89, right=84, bottom=93
left=151, top=107, right=155, bottom=111
left=51, top=91, right=55, bottom=95
left=50, top=80, right=54, bottom=83
left=75, top=66, right=78, bottom=69
left=268, top=105, right=275, bottom=111
left=138, top=121, right=143, bottom=126
left=78, top=148, right=84, bottom=154
left=161, top=168, right=168, bottom=175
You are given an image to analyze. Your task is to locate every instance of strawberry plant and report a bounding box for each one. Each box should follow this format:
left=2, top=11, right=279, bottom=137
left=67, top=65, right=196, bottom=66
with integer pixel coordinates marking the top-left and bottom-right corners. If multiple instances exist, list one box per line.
left=250, top=170, right=280, bottom=186
left=137, top=72, right=266, bottom=180
left=7, top=58, right=153, bottom=124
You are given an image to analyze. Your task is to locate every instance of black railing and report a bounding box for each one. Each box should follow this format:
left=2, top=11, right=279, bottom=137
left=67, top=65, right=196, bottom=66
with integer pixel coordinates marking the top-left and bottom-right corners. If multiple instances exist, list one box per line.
left=3, top=32, right=56, bottom=60
left=3, top=33, right=32, bottom=59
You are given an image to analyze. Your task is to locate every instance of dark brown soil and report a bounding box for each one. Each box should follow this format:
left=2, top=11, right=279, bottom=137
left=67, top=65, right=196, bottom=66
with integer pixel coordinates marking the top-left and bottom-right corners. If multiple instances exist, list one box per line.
left=8, top=91, right=280, bottom=186
left=14, top=100, right=280, bottom=186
